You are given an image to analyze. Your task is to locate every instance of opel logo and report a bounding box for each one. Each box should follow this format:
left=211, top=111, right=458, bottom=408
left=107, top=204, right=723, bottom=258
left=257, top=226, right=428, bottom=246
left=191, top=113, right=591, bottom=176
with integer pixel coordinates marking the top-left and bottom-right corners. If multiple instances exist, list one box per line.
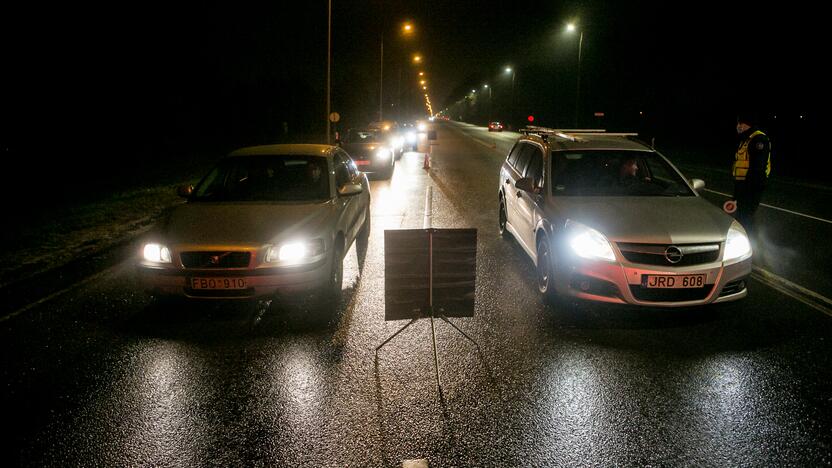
left=664, top=246, right=683, bottom=264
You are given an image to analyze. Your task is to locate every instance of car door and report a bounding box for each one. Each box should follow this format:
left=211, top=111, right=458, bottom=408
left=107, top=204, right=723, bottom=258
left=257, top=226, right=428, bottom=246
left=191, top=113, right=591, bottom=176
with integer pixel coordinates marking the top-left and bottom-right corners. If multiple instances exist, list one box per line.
left=514, top=143, right=544, bottom=253
left=501, top=143, right=526, bottom=233
left=334, top=152, right=364, bottom=243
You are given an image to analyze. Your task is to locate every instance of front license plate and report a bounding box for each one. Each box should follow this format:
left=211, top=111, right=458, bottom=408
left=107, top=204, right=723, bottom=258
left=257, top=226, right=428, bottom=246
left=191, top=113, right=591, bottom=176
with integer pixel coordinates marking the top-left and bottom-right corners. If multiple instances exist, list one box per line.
left=643, top=274, right=706, bottom=289
left=190, top=277, right=248, bottom=290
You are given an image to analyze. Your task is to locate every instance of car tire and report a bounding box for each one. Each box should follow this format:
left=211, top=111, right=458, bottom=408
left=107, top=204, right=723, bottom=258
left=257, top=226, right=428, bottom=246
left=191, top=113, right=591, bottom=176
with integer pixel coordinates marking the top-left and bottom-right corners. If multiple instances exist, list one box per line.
left=358, top=205, right=371, bottom=246
left=381, top=161, right=394, bottom=179
left=498, top=196, right=511, bottom=239
left=321, top=242, right=344, bottom=308
left=536, top=236, right=559, bottom=305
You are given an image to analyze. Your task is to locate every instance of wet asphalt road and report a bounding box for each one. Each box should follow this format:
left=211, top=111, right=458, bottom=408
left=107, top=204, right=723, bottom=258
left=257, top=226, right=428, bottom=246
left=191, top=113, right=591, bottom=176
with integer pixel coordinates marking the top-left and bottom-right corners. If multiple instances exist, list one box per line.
left=3, top=122, right=832, bottom=466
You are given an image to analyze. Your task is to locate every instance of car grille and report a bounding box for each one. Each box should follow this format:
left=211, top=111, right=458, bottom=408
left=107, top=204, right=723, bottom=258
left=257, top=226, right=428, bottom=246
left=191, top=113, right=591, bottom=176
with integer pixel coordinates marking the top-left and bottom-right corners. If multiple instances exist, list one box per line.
left=180, top=251, right=251, bottom=269
left=629, top=285, right=713, bottom=302
left=618, top=243, right=720, bottom=267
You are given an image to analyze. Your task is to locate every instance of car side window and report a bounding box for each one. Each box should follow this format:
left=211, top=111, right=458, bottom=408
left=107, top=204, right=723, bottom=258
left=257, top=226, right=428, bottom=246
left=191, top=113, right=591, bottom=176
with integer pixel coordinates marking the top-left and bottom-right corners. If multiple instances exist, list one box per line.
left=514, top=144, right=534, bottom=175
left=337, top=151, right=358, bottom=178
left=506, top=143, right=522, bottom=168
left=334, top=156, right=351, bottom=187
left=524, top=146, right=544, bottom=188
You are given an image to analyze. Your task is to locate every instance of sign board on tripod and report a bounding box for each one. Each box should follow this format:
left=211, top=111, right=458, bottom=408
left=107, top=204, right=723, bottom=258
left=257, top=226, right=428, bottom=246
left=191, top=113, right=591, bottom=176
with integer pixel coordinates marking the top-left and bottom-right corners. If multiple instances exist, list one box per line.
left=384, top=228, right=477, bottom=321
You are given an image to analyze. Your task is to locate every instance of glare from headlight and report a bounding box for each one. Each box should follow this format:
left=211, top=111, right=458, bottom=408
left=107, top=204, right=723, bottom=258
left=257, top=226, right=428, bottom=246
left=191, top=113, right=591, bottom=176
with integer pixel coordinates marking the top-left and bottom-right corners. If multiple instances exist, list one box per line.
left=406, top=131, right=417, bottom=143
left=566, top=220, right=616, bottom=262
left=417, top=122, right=427, bottom=131
left=375, top=147, right=391, bottom=160
left=143, top=243, right=171, bottom=263
left=266, top=239, right=325, bottom=264
left=724, top=223, right=752, bottom=261
left=278, top=242, right=307, bottom=262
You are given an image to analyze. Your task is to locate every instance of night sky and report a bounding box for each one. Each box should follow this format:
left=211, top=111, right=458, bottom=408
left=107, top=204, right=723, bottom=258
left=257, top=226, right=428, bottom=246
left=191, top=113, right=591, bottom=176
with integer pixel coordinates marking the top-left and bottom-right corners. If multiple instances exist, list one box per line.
left=3, top=0, right=826, bottom=202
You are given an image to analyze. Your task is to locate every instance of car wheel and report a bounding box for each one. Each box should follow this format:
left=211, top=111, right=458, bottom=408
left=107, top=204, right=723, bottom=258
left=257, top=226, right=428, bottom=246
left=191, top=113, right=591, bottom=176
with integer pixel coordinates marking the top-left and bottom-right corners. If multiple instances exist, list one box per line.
left=498, top=196, right=510, bottom=238
left=536, top=236, right=558, bottom=304
left=358, top=205, right=371, bottom=246
left=322, top=242, right=344, bottom=307
left=382, top=161, right=394, bottom=179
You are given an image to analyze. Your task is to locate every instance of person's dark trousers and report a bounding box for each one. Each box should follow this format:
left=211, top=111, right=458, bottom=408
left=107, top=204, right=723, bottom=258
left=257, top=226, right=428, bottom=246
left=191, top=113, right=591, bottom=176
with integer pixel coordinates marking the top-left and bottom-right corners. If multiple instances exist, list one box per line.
left=734, top=181, right=764, bottom=235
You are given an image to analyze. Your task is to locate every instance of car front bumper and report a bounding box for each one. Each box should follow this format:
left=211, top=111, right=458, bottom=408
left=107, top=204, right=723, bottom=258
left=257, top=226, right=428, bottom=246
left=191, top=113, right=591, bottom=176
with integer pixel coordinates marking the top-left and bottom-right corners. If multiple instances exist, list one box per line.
left=137, top=257, right=330, bottom=300
left=552, top=254, right=753, bottom=307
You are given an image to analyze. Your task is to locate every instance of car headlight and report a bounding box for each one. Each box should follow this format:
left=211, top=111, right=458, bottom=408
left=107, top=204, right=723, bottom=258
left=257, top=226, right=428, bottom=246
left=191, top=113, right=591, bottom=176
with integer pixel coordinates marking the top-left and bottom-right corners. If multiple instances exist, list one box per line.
left=566, top=220, right=616, bottom=262
left=417, top=122, right=427, bottom=131
left=266, top=239, right=325, bottom=264
left=375, top=147, right=391, bottom=160
left=406, top=131, right=417, bottom=143
left=724, top=222, right=752, bottom=261
left=143, top=243, right=172, bottom=263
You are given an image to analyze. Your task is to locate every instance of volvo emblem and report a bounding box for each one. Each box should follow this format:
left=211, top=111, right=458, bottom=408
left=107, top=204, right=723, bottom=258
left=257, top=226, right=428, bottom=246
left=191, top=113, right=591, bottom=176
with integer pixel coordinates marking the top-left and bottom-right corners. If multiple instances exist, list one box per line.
left=664, top=246, right=683, bottom=264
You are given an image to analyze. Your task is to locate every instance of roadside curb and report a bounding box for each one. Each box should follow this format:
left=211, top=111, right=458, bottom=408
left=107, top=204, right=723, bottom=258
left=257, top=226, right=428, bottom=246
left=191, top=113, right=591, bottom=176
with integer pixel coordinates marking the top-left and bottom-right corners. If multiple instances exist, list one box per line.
left=0, top=221, right=158, bottom=322
left=751, top=266, right=832, bottom=317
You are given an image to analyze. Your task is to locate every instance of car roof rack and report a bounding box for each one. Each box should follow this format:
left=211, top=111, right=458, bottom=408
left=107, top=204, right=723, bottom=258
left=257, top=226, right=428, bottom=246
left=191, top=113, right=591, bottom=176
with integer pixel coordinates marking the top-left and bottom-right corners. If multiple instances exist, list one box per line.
left=519, top=126, right=646, bottom=145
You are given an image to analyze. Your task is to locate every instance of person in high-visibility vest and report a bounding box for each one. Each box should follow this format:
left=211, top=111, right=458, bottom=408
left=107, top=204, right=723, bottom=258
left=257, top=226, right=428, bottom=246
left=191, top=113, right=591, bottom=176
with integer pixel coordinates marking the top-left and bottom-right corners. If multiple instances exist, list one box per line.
left=731, top=112, right=771, bottom=236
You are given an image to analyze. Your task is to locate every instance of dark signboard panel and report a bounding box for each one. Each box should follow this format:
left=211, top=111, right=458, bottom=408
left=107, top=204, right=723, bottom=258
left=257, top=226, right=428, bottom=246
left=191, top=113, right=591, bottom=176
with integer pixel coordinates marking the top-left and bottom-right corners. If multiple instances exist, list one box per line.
left=384, top=228, right=477, bottom=320
left=431, top=229, right=477, bottom=317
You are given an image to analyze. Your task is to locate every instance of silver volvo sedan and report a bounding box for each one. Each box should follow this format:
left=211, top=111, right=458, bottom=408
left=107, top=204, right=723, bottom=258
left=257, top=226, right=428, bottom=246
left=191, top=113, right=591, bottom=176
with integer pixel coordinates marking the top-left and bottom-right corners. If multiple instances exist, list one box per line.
left=498, top=129, right=752, bottom=307
left=137, top=144, right=371, bottom=305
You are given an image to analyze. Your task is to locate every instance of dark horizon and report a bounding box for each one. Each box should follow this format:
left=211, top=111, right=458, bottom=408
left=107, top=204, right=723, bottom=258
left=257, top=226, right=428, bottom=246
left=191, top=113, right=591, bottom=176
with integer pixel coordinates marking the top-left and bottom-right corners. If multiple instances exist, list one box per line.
left=3, top=0, right=826, bottom=201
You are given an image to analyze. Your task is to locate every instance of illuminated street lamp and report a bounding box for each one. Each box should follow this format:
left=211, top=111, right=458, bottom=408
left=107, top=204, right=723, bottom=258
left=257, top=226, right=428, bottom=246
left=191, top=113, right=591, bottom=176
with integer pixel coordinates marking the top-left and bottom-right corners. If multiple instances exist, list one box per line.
left=504, top=65, right=516, bottom=124
left=419, top=71, right=424, bottom=76
left=484, top=84, right=492, bottom=120
left=379, top=21, right=416, bottom=121
left=413, top=54, right=422, bottom=63
left=565, top=22, right=584, bottom=127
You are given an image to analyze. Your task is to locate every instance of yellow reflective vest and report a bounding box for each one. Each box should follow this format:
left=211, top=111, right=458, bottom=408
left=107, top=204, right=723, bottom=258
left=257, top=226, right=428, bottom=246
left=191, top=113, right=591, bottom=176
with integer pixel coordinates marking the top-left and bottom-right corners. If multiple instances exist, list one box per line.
left=732, top=130, right=771, bottom=181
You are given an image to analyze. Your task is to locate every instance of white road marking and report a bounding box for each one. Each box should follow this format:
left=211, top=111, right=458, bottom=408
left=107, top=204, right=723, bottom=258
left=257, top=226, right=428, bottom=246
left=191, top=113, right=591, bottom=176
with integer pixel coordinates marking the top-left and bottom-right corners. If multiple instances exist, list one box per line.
left=752, top=266, right=832, bottom=317
left=0, top=264, right=122, bottom=323
left=703, top=188, right=832, bottom=225
left=402, top=459, right=429, bottom=468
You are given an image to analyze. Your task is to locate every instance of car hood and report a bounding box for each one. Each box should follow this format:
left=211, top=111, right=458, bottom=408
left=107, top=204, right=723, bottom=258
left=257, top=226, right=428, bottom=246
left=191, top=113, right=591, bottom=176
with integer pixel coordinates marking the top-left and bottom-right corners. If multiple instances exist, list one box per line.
left=162, top=200, right=336, bottom=246
left=549, top=196, right=733, bottom=244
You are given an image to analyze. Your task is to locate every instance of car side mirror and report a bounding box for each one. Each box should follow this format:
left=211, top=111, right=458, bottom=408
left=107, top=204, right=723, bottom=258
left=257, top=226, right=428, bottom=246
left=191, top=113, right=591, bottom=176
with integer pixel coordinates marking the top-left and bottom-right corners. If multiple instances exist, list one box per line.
left=690, top=178, right=705, bottom=190
left=428, top=130, right=437, bottom=141
left=177, top=184, right=194, bottom=198
left=338, top=183, right=363, bottom=196
left=515, top=177, right=536, bottom=193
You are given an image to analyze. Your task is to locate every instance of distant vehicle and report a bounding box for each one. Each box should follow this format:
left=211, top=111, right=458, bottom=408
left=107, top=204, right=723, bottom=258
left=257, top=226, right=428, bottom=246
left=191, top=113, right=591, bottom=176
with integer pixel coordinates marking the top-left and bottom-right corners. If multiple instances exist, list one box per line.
left=401, top=120, right=430, bottom=151
left=368, top=120, right=405, bottom=158
left=488, top=121, right=504, bottom=132
left=137, top=144, right=371, bottom=309
left=498, top=128, right=752, bottom=307
left=340, top=128, right=396, bottom=179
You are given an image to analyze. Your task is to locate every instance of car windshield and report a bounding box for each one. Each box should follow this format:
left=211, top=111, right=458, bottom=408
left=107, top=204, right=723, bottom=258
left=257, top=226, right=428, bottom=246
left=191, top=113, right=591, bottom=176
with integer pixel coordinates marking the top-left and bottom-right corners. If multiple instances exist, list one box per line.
left=550, top=150, right=694, bottom=197
left=345, top=130, right=381, bottom=143
left=191, top=155, right=330, bottom=202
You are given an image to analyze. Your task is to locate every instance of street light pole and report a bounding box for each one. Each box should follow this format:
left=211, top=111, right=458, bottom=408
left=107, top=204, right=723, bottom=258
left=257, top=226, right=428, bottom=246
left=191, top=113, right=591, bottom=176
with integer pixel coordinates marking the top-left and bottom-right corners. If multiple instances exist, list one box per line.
left=379, top=32, right=384, bottom=121
left=575, top=30, right=583, bottom=128
left=326, top=0, right=332, bottom=144
left=505, top=66, right=516, bottom=127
